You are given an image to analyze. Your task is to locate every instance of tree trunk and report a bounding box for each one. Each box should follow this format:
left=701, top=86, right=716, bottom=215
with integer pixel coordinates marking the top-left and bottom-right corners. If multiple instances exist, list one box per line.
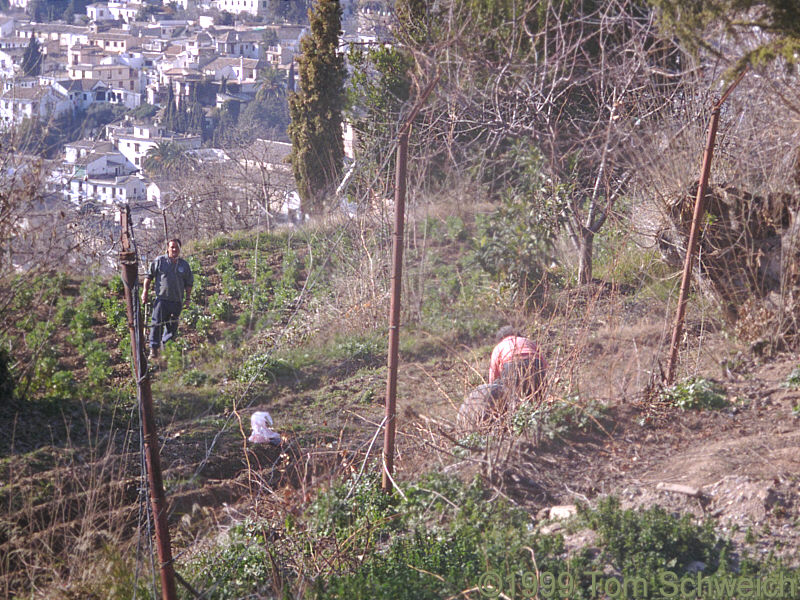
left=577, top=229, right=593, bottom=284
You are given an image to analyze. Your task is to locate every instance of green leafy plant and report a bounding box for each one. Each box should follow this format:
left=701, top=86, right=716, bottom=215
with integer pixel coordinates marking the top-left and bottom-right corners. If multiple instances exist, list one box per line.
left=512, top=394, right=606, bottom=439
left=472, top=142, right=564, bottom=295
left=162, top=339, right=189, bottom=373
left=782, top=366, right=800, bottom=389
left=208, top=293, right=234, bottom=322
left=49, top=370, right=76, bottom=398
left=333, top=334, right=386, bottom=363
left=236, top=352, right=294, bottom=383
left=182, top=368, right=208, bottom=387
left=581, top=496, right=731, bottom=581
left=660, top=377, right=728, bottom=410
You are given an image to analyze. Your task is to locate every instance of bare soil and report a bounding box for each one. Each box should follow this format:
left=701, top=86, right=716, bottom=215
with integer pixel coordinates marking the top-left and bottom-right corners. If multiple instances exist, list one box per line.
left=5, top=260, right=800, bottom=596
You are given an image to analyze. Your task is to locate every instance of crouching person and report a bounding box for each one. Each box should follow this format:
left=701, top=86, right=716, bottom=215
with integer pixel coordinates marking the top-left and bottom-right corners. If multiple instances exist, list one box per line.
left=489, top=326, right=547, bottom=410
left=456, top=382, right=509, bottom=433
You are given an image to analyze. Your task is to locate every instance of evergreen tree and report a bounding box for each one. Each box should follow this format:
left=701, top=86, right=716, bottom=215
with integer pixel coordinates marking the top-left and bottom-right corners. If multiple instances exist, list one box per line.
left=162, top=85, right=178, bottom=131
left=288, top=0, right=346, bottom=214
left=186, top=89, right=205, bottom=136
left=62, top=0, right=74, bottom=23
left=649, top=0, right=800, bottom=71
left=21, top=36, right=42, bottom=76
left=0, top=348, right=14, bottom=406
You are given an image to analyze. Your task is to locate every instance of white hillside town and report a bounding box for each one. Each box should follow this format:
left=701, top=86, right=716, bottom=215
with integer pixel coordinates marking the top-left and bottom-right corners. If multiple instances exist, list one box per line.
left=0, top=0, right=374, bottom=270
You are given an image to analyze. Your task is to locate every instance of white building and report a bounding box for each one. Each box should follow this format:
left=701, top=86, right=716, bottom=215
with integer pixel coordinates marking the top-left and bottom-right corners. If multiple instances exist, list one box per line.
left=0, top=84, right=72, bottom=128
left=214, top=0, right=268, bottom=18
left=107, top=2, right=142, bottom=23
left=52, top=78, right=110, bottom=110
left=70, top=174, right=147, bottom=206
left=0, top=47, right=25, bottom=78
left=106, top=121, right=202, bottom=169
left=202, top=56, right=261, bottom=83
left=86, top=3, right=114, bottom=22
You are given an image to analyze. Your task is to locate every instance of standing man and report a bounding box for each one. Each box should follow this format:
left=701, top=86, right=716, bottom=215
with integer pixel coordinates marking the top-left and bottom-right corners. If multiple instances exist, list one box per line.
left=141, top=238, right=193, bottom=360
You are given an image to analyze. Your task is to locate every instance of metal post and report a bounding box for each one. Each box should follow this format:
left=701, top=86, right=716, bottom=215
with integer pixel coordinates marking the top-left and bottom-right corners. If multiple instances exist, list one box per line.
left=120, top=207, right=177, bottom=600
left=162, top=209, right=169, bottom=249
left=382, top=130, right=408, bottom=493
left=380, top=74, right=440, bottom=493
left=665, top=69, right=747, bottom=385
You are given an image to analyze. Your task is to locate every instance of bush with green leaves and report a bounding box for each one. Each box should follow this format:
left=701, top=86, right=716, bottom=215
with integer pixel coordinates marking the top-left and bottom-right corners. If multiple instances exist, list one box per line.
left=84, top=342, right=112, bottom=387
left=49, top=370, right=76, bottom=397
left=236, top=352, right=295, bottom=383
left=660, top=377, right=728, bottom=410
left=208, top=293, right=234, bottom=322
left=184, top=519, right=273, bottom=600
left=512, top=394, right=607, bottom=439
left=313, top=473, right=583, bottom=600
left=270, top=248, right=302, bottom=314
left=182, top=368, right=208, bottom=387
left=162, top=339, right=190, bottom=374
left=333, top=334, right=386, bottom=363
left=580, top=496, right=731, bottom=582
left=216, top=250, right=245, bottom=299
left=472, top=142, right=564, bottom=294
left=782, top=366, right=800, bottom=389
left=180, top=469, right=765, bottom=600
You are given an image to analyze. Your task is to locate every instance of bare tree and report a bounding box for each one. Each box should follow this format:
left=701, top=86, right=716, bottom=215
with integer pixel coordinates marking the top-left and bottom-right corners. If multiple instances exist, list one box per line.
left=394, top=0, right=685, bottom=283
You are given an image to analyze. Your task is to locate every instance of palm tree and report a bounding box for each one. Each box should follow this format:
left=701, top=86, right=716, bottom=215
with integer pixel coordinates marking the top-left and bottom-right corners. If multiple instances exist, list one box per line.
left=142, top=141, right=196, bottom=178
left=255, top=66, right=286, bottom=103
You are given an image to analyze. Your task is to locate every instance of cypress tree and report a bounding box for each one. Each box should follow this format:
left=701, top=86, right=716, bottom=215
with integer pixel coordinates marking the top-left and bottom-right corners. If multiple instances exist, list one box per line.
left=288, top=0, right=346, bottom=214
left=21, top=36, right=42, bottom=76
left=162, top=85, right=177, bottom=131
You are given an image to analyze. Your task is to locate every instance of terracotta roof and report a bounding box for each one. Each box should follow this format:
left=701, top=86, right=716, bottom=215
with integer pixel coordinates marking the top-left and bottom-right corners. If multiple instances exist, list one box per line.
left=203, top=56, right=261, bottom=71
left=57, top=78, right=106, bottom=92
left=0, top=85, right=52, bottom=101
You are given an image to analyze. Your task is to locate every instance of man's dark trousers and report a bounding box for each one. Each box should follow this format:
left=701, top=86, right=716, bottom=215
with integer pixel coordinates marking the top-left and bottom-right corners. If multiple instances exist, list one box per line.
left=150, top=298, right=182, bottom=350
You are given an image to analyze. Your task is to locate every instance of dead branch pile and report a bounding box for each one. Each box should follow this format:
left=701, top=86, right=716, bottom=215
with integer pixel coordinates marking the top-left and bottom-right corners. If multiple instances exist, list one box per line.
left=656, top=182, right=800, bottom=347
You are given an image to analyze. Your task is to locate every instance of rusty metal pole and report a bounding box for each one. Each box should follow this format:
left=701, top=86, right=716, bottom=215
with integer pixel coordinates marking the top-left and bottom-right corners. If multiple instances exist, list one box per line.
left=119, top=207, right=177, bottom=600
left=162, top=209, right=169, bottom=249
left=665, top=69, right=747, bottom=385
left=380, top=74, right=440, bottom=493
left=382, top=130, right=408, bottom=493
left=665, top=107, right=721, bottom=385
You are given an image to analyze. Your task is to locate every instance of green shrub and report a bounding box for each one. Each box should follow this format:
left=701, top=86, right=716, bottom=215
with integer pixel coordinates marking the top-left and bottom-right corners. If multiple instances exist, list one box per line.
left=48, top=370, right=76, bottom=397
left=54, top=297, right=76, bottom=326
left=185, top=519, right=273, bottom=600
left=660, top=377, right=728, bottom=410
left=315, top=474, right=573, bottom=600
left=333, top=334, right=386, bottom=363
left=184, top=256, right=206, bottom=298
left=237, top=352, right=294, bottom=382
left=444, top=215, right=467, bottom=242
left=581, top=496, right=730, bottom=580
left=512, top=394, right=606, bottom=439
left=182, top=368, right=208, bottom=387
left=194, top=313, right=213, bottom=337
left=208, top=293, right=234, bottom=321
left=309, top=472, right=400, bottom=538
left=472, top=144, right=563, bottom=294
left=782, top=366, right=800, bottom=389
left=163, top=339, right=189, bottom=373
left=85, top=344, right=112, bottom=386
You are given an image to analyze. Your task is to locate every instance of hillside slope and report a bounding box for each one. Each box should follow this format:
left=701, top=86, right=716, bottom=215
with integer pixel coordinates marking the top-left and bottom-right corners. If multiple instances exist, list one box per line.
left=2, top=214, right=800, bottom=597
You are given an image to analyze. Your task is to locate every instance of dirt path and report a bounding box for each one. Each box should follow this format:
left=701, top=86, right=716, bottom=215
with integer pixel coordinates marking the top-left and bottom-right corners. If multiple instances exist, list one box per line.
left=432, top=350, right=800, bottom=562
